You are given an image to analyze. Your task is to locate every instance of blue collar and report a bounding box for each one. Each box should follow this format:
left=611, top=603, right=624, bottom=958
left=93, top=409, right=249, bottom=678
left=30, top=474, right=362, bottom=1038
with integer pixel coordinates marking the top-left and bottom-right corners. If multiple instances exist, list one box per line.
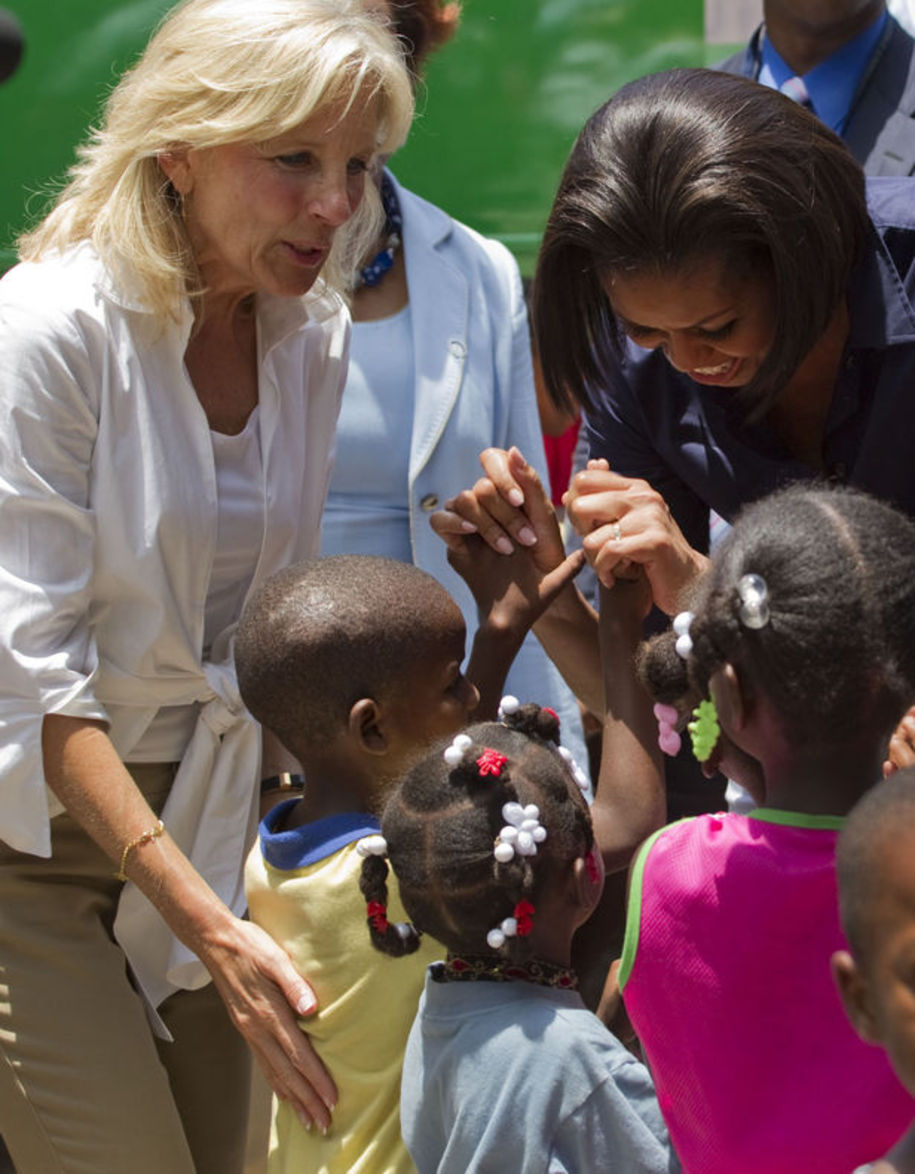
left=757, top=10, right=888, bottom=133
left=258, top=802, right=381, bottom=870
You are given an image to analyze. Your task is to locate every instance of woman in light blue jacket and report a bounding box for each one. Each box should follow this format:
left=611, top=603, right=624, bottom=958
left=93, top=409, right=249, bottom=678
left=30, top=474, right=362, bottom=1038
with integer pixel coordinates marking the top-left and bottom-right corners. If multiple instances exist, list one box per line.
left=322, top=0, right=589, bottom=779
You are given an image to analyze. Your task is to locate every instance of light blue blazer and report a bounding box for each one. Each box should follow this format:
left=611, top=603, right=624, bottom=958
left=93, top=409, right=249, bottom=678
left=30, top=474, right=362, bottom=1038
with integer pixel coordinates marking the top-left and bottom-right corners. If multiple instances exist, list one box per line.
left=326, top=172, right=589, bottom=781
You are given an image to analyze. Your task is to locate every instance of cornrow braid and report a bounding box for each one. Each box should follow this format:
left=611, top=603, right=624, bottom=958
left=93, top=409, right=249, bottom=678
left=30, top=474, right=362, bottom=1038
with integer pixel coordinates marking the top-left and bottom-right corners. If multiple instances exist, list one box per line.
left=357, top=845, right=423, bottom=958
left=366, top=703, right=593, bottom=962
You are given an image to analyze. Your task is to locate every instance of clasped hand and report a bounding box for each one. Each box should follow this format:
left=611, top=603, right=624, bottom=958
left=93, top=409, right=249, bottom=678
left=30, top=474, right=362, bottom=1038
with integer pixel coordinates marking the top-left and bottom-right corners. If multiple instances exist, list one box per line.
left=431, top=447, right=707, bottom=617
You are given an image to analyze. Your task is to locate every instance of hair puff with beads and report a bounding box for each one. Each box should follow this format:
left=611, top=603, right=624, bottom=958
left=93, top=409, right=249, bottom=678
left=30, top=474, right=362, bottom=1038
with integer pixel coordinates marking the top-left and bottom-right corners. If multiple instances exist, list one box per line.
left=358, top=703, right=592, bottom=961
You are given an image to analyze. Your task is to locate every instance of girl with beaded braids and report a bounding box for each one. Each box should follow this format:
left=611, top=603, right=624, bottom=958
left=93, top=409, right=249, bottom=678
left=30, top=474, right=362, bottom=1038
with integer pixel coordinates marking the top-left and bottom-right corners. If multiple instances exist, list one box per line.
left=617, top=483, right=915, bottom=1174
left=359, top=703, right=674, bottom=1174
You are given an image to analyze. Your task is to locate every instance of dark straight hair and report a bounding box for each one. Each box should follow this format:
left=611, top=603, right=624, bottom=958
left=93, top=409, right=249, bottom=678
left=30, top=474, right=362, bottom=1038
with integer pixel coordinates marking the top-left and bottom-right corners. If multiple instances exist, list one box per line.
left=533, top=67, right=870, bottom=421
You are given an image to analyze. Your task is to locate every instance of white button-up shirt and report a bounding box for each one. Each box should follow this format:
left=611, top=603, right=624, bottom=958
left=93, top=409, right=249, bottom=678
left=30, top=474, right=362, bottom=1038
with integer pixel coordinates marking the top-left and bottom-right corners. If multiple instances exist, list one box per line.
left=0, top=243, right=348, bottom=1007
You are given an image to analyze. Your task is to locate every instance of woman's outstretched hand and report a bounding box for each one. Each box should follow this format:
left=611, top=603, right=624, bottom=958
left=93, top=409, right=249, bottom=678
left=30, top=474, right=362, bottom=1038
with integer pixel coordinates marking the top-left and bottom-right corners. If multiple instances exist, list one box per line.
left=430, top=446, right=568, bottom=573
left=564, top=460, right=708, bottom=616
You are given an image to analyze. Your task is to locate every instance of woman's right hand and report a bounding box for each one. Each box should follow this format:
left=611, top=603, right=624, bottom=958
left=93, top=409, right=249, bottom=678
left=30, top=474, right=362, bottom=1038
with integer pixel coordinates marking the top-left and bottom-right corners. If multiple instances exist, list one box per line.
left=200, top=915, right=337, bottom=1132
left=41, top=715, right=338, bottom=1132
left=564, top=460, right=708, bottom=616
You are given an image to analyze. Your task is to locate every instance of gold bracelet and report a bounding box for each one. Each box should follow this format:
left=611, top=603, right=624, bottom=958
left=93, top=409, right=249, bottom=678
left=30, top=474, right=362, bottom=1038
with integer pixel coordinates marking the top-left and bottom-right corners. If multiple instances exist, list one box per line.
left=114, top=820, right=165, bottom=882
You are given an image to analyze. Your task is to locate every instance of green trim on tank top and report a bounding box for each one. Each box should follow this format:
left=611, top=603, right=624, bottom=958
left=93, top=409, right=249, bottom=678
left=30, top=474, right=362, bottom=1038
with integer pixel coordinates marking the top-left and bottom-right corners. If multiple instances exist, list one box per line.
left=747, top=807, right=845, bottom=830
left=617, top=818, right=695, bottom=992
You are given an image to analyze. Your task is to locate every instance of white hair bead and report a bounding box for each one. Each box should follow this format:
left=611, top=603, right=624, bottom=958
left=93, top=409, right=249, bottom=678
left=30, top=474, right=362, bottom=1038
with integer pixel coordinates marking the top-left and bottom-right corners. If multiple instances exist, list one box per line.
left=675, top=632, right=693, bottom=659
left=494, top=800, right=547, bottom=862
left=355, top=834, right=388, bottom=858
left=443, top=732, right=474, bottom=767
left=498, top=695, right=520, bottom=718
left=673, top=611, right=694, bottom=636
left=487, top=912, right=522, bottom=950
left=494, top=841, right=515, bottom=864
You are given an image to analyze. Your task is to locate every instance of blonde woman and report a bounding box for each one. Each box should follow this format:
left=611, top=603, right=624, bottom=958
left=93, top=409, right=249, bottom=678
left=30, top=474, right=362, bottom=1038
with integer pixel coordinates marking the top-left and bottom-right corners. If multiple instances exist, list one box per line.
left=0, top=2, right=412, bottom=1170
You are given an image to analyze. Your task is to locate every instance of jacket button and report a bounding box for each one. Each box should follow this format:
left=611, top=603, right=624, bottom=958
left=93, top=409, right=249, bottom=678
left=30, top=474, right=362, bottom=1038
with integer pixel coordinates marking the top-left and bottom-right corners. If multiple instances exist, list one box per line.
left=420, top=493, right=439, bottom=512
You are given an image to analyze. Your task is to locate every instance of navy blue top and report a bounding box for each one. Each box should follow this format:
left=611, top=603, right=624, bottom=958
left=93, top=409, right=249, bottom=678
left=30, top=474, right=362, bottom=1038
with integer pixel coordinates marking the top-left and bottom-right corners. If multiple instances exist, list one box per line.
left=585, top=177, right=915, bottom=554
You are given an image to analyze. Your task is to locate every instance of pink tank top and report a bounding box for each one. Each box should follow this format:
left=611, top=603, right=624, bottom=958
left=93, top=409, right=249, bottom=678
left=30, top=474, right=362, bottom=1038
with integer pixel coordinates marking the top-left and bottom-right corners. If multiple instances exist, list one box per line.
left=619, top=809, right=914, bottom=1173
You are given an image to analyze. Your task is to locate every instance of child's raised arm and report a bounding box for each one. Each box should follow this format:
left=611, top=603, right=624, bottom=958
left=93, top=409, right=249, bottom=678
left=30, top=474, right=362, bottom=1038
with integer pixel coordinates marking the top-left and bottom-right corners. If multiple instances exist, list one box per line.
left=592, top=576, right=666, bottom=874
left=431, top=446, right=604, bottom=715
left=451, top=531, right=585, bottom=719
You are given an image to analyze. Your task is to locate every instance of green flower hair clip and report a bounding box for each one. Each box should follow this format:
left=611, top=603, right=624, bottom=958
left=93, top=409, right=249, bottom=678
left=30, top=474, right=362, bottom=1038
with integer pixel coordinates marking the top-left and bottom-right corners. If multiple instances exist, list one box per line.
left=688, top=698, right=720, bottom=763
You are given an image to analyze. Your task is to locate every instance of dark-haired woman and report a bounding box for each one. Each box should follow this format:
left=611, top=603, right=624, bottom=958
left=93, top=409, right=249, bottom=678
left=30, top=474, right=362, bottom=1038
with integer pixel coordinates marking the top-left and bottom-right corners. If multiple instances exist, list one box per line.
left=433, top=66, right=915, bottom=813
left=535, top=65, right=912, bottom=608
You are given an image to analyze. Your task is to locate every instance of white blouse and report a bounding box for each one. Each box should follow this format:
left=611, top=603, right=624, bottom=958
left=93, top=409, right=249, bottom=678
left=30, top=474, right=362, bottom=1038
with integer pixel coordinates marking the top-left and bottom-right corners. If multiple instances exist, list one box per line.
left=0, top=243, right=348, bottom=1009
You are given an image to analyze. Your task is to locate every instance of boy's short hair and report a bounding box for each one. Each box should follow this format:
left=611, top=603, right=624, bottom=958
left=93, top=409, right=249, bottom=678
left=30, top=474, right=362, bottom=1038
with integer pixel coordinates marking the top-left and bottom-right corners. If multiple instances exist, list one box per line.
left=235, top=555, right=461, bottom=754
left=836, top=767, right=915, bottom=963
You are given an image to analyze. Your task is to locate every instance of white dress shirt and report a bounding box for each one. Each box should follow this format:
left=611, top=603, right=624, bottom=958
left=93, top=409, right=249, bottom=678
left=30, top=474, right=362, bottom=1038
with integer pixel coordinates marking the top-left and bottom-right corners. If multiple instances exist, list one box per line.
left=0, top=242, right=348, bottom=1008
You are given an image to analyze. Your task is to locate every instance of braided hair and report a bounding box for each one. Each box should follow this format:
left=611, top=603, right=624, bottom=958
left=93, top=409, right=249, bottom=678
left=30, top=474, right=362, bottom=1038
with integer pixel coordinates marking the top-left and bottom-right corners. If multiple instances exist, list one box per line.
left=636, top=484, right=915, bottom=751
left=358, top=704, right=593, bottom=960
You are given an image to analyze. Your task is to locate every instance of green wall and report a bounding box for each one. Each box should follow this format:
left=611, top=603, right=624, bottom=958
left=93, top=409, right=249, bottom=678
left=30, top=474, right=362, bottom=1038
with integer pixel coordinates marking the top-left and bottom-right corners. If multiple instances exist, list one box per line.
left=1, top=0, right=721, bottom=274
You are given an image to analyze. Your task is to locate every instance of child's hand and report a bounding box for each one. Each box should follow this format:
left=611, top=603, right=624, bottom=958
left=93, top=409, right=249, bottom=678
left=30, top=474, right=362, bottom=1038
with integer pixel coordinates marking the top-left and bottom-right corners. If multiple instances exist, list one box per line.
left=885, top=704, right=915, bottom=777
left=597, top=564, right=654, bottom=625
left=447, top=532, right=585, bottom=638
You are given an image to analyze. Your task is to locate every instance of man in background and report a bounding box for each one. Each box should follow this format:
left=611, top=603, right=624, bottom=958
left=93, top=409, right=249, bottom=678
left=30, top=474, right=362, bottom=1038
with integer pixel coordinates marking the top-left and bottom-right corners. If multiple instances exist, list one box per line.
left=719, top=0, right=915, bottom=174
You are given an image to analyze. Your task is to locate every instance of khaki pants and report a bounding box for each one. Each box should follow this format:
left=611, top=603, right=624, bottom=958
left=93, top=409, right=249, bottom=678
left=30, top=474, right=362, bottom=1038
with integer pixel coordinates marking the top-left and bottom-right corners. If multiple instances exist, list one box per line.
left=0, top=764, right=251, bottom=1174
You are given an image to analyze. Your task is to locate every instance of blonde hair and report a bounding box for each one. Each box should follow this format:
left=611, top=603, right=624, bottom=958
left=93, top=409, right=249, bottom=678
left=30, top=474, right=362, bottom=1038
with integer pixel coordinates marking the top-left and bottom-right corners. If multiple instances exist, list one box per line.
left=19, top=0, right=414, bottom=320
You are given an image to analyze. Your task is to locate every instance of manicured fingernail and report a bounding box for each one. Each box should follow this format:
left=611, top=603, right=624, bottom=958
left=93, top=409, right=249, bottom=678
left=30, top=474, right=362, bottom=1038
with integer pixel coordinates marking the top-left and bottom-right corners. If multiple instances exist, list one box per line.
left=508, top=488, right=524, bottom=507
left=460, top=520, right=477, bottom=533
left=495, top=537, right=514, bottom=555
left=297, top=1110, right=311, bottom=1130
left=517, top=526, right=536, bottom=546
left=296, top=993, right=316, bottom=1015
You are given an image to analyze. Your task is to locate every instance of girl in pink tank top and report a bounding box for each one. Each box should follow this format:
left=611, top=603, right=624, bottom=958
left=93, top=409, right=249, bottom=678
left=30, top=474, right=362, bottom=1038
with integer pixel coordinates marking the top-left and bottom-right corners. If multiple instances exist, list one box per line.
left=616, top=484, right=915, bottom=1173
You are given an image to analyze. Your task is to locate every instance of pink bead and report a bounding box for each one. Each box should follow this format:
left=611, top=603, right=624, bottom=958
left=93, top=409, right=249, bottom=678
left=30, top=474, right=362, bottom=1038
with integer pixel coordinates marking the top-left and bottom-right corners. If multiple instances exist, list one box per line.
left=653, top=702, right=679, bottom=726
left=659, top=728, right=682, bottom=756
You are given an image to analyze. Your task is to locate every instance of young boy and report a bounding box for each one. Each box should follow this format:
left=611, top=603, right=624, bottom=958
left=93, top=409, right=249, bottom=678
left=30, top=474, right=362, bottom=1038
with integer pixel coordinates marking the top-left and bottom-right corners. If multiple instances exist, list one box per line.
left=237, top=548, right=581, bottom=1173
left=833, top=767, right=915, bottom=1174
